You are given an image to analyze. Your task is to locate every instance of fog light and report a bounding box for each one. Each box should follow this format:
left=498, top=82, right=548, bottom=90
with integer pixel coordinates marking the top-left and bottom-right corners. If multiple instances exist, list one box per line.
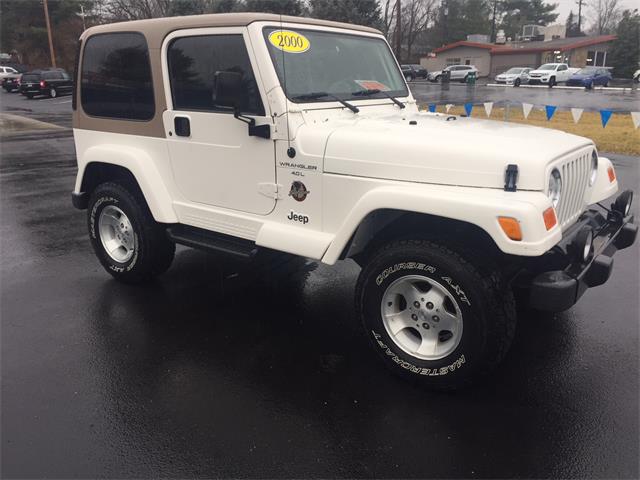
left=574, top=227, right=594, bottom=263
left=612, top=190, right=633, bottom=217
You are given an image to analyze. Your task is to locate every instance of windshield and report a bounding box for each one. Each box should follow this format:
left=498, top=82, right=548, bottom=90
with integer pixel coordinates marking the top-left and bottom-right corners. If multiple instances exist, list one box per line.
left=577, top=67, right=598, bottom=74
left=505, top=68, right=523, bottom=74
left=263, top=27, right=407, bottom=103
left=538, top=64, right=557, bottom=71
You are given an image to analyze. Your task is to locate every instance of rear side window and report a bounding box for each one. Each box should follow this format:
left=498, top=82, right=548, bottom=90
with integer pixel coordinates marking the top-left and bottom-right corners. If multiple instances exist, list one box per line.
left=22, top=74, right=39, bottom=82
left=167, top=34, right=264, bottom=116
left=81, top=32, right=154, bottom=120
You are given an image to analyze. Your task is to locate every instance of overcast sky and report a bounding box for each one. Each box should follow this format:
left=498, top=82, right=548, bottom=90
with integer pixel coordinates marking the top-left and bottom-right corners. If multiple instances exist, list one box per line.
left=554, top=0, right=637, bottom=28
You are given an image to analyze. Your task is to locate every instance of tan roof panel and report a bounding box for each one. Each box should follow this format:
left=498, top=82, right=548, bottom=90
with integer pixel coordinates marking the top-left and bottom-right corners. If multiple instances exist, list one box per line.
left=81, top=12, right=382, bottom=48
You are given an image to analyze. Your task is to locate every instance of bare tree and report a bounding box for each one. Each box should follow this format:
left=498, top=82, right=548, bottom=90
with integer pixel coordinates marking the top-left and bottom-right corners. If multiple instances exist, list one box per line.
left=382, top=0, right=398, bottom=36
left=588, top=0, right=622, bottom=34
left=402, top=0, right=437, bottom=60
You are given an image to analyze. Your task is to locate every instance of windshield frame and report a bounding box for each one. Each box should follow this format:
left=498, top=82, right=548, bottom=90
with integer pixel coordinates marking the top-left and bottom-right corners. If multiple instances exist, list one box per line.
left=261, top=26, right=409, bottom=105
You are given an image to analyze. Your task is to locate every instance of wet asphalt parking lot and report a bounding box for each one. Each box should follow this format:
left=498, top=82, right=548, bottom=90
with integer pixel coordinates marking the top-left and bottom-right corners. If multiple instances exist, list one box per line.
left=1, top=88, right=639, bottom=478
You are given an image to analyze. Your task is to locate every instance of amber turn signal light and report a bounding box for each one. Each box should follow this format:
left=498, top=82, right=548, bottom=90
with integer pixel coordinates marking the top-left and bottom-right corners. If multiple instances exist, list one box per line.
left=498, top=217, right=522, bottom=241
left=607, top=166, right=616, bottom=183
left=543, top=207, right=557, bottom=230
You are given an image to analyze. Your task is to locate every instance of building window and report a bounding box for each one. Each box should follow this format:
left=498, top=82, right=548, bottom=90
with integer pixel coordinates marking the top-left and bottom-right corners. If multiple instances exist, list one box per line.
left=586, top=50, right=607, bottom=67
left=446, top=57, right=461, bottom=66
left=81, top=32, right=155, bottom=120
left=168, top=34, right=264, bottom=116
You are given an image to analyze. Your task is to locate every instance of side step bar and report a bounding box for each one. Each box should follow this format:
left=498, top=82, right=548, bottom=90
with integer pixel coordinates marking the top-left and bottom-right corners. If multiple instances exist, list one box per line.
left=166, top=225, right=258, bottom=259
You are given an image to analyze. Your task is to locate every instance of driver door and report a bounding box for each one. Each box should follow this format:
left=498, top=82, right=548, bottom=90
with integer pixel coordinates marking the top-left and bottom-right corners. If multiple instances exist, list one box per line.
left=163, top=29, right=276, bottom=215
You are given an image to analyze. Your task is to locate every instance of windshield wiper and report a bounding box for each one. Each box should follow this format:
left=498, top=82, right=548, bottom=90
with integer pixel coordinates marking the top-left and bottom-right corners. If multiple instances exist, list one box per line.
left=352, top=89, right=405, bottom=109
left=291, top=92, right=359, bottom=113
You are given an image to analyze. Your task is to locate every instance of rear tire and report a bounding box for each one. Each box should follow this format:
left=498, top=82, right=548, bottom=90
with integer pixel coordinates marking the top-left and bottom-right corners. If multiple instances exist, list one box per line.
left=356, top=238, right=517, bottom=390
left=87, top=181, right=175, bottom=284
left=49, top=87, right=57, bottom=98
left=26, top=93, right=33, bottom=99
left=406, top=74, right=413, bottom=82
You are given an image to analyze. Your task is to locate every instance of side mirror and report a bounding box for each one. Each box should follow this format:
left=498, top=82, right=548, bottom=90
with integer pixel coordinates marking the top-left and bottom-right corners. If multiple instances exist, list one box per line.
left=212, top=70, right=270, bottom=140
left=213, top=70, right=243, bottom=110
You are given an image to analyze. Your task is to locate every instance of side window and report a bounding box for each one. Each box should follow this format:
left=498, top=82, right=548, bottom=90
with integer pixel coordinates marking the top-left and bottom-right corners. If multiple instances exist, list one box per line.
left=558, top=65, right=567, bottom=71
left=81, top=32, right=154, bottom=120
left=168, top=34, right=264, bottom=116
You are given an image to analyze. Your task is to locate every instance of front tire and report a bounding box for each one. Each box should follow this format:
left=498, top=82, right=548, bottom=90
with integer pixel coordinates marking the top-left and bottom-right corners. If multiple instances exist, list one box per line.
left=356, top=239, right=516, bottom=390
left=548, top=77, right=556, bottom=88
left=87, top=182, right=175, bottom=284
left=514, top=78, right=521, bottom=87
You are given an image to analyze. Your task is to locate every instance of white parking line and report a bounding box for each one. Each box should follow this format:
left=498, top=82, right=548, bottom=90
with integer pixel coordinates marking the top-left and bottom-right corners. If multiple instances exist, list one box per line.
left=56, top=99, right=72, bottom=104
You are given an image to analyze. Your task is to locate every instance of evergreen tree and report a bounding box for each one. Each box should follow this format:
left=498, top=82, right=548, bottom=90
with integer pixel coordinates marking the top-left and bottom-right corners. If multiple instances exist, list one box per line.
left=565, top=11, right=582, bottom=37
left=308, top=0, right=383, bottom=29
left=498, top=0, right=559, bottom=39
left=608, top=9, right=640, bottom=78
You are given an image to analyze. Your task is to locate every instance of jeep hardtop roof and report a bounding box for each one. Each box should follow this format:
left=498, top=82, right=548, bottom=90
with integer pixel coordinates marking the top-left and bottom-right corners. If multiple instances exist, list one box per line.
left=80, top=12, right=381, bottom=48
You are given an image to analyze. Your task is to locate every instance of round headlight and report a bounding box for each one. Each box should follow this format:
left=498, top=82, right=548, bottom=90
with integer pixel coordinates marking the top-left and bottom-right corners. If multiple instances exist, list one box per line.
left=589, top=151, right=598, bottom=186
left=548, top=168, right=562, bottom=208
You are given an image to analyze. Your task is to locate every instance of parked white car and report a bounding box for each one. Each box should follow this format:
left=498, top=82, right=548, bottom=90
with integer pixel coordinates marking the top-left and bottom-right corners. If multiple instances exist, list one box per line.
left=0, top=66, right=18, bottom=79
left=428, top=65, right=478, bottom=82
left=495, top=67, right=532, bottom=86
left=528, top=63, right=575, bottom=87
left=71, top=14, right=636, bottom=390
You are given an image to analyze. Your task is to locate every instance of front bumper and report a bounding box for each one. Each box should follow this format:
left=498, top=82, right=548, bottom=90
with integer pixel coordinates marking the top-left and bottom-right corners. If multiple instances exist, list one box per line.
left=528, top=77, right=550, bottom=84
left=528, top=195, right=637, bottom=312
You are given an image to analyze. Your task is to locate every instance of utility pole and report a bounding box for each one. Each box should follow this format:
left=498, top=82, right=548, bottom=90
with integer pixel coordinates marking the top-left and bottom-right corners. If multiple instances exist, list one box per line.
left=42, top=0, right=56, bottom=68
left=490, top=0, right=498, bottom=42
left=575, top=0, right=584, bottom=34
left=395, top=0, right=402, bottom=60
left=76, top=4, right=88, bottom=31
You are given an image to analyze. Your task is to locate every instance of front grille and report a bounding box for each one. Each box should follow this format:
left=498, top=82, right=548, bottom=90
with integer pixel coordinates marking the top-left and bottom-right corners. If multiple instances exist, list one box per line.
left=555, top=151, right=592, bottom=229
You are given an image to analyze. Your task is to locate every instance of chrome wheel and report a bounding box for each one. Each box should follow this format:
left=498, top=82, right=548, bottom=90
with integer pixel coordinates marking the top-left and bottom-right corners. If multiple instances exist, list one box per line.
left=98, top=205, right=136, bottom=263
left=381, top=275, right=463, bottom=360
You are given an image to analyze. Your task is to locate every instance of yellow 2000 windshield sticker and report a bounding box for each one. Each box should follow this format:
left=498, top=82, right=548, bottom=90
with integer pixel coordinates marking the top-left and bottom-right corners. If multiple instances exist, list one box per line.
left=268, top=30, right=310, bottom=53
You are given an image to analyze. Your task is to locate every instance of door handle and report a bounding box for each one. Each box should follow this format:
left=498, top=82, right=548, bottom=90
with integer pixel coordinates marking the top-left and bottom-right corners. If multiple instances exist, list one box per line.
left=174, top=116, right=190, bottom=137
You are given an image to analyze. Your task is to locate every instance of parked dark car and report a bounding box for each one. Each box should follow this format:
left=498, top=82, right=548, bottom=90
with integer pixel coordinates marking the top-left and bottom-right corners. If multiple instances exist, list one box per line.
left=401, top=64, right=428, bottom=81
left=566, top=66, right=612, bottom=88
left=2, top=74, right=21, bottom=92
left=19, top=69, right=73, bottom=98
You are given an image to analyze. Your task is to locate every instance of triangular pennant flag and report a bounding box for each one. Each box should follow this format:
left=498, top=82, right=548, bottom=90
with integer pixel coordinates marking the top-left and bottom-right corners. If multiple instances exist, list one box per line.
left=464, top=102, right=473, bottom=116
left=428, top=103, right=436, bottom=113
left=631, top=112, right=640, bottom=129
left=545, top=105, right=557, bottom=121
left=483, top=102, right=493, bottom=117
left=600, top=110, right=613, bottom=128
left=522, top=103, right=533, bottom=119
left=570, top=108, right=584, bottom=124
left=445, top=104, right=454, bottom=113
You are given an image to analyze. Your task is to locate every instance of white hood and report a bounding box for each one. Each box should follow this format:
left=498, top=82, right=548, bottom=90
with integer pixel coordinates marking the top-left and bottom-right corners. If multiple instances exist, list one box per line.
left=306, top=111, right=592, bottom=191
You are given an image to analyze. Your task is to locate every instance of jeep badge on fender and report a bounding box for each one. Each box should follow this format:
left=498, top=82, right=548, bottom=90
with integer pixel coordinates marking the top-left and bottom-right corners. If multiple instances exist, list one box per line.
left=71, top=13, right=637, bottom=390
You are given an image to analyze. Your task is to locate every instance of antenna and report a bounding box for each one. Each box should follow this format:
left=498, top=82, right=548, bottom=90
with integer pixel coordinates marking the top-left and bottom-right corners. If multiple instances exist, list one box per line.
left=279, top=14, right=294, bottom=158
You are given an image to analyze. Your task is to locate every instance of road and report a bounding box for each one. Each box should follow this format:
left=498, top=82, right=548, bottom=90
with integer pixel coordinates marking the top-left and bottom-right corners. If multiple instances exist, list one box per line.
left=1, top=89, right=639, bottom=478
left=410, top=81, right=640, bottom=112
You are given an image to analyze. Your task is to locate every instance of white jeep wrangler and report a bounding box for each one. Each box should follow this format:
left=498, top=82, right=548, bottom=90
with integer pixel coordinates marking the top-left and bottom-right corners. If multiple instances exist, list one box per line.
left=71, top=13, right=636, bottom=389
